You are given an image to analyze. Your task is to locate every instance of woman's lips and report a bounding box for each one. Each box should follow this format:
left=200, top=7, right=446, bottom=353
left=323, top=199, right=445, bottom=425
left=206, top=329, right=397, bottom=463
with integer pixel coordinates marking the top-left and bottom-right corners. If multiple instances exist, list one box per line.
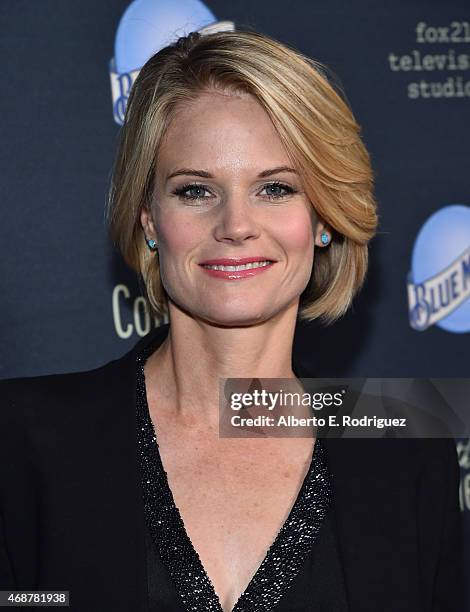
left=198, top=261, right=276, bottom=279
left=199, top=257, right=276, bottom=266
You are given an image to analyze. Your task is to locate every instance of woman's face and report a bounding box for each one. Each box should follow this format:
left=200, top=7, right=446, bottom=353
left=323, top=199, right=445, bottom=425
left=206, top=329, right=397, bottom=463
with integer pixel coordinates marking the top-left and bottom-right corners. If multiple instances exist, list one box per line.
left=141, top=90, right=328, bottom=327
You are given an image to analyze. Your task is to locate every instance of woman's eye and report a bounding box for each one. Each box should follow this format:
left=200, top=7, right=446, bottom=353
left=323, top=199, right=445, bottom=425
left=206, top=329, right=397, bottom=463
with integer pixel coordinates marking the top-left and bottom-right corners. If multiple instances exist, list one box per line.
left=173, top=184, right=212, bottom=201
left=172, top=181, right=296, bottom=202
left=260, top=182, right=296, bottom=199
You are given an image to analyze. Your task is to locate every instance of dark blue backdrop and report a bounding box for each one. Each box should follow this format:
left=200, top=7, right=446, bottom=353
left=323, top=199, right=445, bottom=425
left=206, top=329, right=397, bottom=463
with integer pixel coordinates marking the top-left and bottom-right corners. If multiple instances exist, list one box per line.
left=1, top=0, right=469, bottom=606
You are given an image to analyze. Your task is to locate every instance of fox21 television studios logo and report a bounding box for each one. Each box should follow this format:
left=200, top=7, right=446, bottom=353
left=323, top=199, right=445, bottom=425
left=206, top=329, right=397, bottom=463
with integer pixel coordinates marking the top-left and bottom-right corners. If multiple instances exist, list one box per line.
left=109, top=0, right=234, bottom=126
left=407, top=204, right=470, bottom=333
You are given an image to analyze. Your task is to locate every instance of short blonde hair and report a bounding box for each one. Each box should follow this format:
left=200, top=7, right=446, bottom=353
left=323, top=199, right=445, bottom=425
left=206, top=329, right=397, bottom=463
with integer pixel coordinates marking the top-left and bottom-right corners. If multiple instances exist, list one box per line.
left=106, top=30, right=378, bottom=325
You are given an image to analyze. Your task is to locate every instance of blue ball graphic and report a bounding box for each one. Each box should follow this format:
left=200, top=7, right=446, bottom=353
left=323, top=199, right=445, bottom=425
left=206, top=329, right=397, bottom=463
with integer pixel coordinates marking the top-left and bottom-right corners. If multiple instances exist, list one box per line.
left=115, top=0, right=217, bottom=74
left=411, top=204, right=470, bottom=333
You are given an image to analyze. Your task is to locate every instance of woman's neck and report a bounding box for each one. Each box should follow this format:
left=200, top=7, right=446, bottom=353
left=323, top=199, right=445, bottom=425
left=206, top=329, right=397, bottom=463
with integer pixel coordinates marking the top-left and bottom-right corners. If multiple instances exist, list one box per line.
left=143, top=305, right=299, bottom=429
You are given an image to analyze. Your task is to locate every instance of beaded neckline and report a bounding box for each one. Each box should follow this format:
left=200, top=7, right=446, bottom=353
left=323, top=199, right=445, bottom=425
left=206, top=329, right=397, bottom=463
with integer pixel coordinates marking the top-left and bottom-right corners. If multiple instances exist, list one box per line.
left=136, top=335, right=332, bottom=611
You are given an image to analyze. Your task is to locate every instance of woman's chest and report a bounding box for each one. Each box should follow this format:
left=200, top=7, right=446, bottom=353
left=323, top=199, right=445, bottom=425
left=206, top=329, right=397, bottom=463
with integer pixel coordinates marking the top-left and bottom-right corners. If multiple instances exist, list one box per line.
left=154, top=426, right=315, bottom=609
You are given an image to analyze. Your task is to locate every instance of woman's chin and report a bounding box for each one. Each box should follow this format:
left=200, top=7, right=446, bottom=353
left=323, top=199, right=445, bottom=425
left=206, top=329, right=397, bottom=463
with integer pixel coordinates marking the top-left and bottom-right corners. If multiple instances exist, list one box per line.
left=195, top=307, right=274, bottom=328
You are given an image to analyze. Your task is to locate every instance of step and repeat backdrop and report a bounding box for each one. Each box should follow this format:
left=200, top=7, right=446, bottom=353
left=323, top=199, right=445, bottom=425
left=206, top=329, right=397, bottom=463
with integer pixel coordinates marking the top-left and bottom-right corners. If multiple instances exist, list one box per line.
left=1, top=0, right=469, bottom=605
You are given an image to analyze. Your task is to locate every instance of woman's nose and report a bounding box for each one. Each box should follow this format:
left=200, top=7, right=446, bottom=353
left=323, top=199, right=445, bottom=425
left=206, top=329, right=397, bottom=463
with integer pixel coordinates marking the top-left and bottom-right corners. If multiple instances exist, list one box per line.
left=212, top=196, right=261, bottom=244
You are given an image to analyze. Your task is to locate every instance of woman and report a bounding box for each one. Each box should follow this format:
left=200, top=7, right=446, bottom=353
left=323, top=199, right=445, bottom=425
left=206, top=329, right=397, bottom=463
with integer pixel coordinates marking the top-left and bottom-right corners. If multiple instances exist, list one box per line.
left=0, top=30, right=462, bottom=611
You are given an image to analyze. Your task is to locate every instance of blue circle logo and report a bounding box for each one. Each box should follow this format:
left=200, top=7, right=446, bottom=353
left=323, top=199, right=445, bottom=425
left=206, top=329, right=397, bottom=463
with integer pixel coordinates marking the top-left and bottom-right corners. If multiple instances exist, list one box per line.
left=407, top=204, right=470, bottom=333
left=109, top=0, right=235, bottom=125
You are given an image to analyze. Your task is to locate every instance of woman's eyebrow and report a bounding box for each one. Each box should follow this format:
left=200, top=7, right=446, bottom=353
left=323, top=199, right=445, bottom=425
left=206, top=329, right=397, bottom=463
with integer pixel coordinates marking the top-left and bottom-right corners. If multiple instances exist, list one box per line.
left=258, top=166, right=298, bottom=178
left=166, top=168, right=212, bottom=180
left=166, top=166, right=298, bottom=180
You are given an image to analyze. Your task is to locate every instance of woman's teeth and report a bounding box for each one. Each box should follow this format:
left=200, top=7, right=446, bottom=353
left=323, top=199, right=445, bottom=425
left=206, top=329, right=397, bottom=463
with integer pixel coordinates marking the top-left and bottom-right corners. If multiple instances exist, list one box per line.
left=202, top=261, right=272, bottom=271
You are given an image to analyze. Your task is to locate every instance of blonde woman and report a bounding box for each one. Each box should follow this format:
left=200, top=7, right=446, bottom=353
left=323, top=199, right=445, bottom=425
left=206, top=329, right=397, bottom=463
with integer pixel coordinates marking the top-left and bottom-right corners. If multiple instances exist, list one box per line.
left=0, top=30, right=462, bottom=612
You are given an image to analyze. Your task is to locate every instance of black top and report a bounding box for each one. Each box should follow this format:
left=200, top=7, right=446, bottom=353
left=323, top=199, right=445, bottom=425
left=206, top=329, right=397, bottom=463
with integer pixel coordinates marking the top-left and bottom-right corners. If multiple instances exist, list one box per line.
left=136, top=333, right=349, bottom=611
left=0, top=323, right=463, bottom=611
left=145, top=514, right=348, bottom=612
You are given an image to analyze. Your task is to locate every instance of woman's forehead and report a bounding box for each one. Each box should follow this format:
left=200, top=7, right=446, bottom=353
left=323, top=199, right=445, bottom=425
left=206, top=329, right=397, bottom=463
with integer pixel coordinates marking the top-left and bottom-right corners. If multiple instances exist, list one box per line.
left=156, top=94, right=292, bottom=177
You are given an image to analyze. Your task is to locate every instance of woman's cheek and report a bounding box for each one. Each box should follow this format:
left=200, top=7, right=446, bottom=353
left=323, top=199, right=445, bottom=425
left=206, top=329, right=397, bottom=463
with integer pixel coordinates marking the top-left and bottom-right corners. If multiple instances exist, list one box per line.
left=158, top=211, right=203, bottom=253
left=276, top=212, right=314, bottom=254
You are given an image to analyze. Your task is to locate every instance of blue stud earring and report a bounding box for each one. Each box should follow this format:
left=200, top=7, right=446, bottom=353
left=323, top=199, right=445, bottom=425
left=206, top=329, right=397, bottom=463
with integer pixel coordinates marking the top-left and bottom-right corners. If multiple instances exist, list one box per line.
left=147, top=238, right=158, bottom=250
left=320, top=232, right=330, bottom=246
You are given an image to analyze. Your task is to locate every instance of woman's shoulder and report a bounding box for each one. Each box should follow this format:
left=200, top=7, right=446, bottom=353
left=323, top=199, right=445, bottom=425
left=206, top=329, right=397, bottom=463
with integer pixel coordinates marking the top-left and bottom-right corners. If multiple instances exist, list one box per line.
left=323, top=436, right=459, bottom=490
left=1, top=323, right=167, bottom=397
left=0, top=325, right=168, bottom=428
left=0, top=350, right=134, bottom=429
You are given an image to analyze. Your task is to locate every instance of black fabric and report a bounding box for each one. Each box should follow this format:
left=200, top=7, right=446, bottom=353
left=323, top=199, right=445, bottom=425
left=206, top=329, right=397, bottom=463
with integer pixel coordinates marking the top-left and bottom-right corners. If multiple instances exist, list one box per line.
left=146, top=522, right=187, bottom=612
left=0, top=323, right=464, bottom=611
left=275, top=511, right=349, bottom=611
left=146, top=510, right=349, bottom=611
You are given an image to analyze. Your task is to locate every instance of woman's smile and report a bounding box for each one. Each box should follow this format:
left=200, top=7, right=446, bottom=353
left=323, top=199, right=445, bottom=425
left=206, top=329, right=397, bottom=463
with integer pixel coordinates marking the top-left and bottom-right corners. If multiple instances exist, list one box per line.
left=199, top=258, right=276, bottom=280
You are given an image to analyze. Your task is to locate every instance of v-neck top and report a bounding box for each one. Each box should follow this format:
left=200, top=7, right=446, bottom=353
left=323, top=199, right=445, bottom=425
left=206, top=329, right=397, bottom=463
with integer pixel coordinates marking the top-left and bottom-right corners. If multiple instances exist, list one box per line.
left=136, top=337, right=349, bottom=611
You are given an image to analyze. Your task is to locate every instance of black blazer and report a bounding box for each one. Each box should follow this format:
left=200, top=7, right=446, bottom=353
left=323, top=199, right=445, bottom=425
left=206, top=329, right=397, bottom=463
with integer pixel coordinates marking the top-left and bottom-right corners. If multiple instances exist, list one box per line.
left=0, top=324, right=464, bottom=611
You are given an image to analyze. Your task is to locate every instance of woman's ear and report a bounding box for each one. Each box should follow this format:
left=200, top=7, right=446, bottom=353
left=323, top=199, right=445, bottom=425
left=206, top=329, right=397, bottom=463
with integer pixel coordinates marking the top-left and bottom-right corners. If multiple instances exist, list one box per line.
left=140, top=204, right=158, bottom=243
left=314, top=218, right=331, bottom=247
